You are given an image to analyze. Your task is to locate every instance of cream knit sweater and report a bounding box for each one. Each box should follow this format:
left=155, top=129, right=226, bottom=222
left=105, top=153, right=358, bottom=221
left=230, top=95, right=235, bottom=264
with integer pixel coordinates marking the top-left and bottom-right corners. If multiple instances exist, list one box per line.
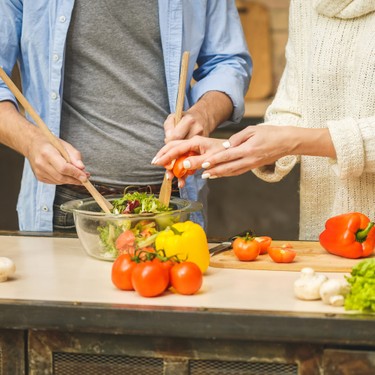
left=253, top=0, right=375, bottom=240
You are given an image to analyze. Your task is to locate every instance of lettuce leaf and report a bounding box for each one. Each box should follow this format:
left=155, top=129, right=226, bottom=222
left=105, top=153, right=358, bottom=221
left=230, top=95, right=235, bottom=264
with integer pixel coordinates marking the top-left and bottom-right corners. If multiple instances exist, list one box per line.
left=345, top=258, right=375, bottom=313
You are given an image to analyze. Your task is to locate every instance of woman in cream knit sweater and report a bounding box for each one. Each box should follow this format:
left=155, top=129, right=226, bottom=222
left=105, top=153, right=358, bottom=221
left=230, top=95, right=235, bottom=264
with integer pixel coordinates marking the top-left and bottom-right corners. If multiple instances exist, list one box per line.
left=153, top=0, right=375, bottom=240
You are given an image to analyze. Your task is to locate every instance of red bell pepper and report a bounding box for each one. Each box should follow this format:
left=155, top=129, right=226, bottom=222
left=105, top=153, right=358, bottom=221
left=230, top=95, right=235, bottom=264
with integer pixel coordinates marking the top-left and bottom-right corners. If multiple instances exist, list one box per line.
left=319, top=212, right=375, bottom=259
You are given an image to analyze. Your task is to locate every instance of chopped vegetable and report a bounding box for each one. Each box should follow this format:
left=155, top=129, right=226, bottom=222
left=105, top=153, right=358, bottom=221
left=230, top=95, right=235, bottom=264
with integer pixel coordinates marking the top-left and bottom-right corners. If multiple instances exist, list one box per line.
left=267, top=246, right=296, bottom=263
left=111, top=191, right=171, bottom=215
left=166, top=151, right=199, bottom=178
left=97, top=192, right=174, bottom=259
left=344, top=258, right=375, bottom=313
left=319, top=212, right=375, bottom=259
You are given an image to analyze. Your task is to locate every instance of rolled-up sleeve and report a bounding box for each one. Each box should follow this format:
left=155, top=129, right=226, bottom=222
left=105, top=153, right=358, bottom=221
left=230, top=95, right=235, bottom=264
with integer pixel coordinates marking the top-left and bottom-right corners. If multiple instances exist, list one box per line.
left=327, top=116, right=375, bottom=179
left=189, top=1, right=252, bottom=123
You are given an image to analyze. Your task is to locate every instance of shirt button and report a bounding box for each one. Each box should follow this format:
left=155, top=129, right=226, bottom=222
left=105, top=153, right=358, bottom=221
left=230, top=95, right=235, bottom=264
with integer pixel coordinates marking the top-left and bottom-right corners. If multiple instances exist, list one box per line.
left=53, top=54, right=60, bottom=62
left=51, top=92, right=58, bottom=100
left=59, top=15, right=66, bottom=23
left=42, top=206, right=49, bottom=212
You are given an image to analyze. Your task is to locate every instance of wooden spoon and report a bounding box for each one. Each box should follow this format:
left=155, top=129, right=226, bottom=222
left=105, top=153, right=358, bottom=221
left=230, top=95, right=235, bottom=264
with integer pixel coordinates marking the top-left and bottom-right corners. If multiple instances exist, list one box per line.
left=159, top=51, right=190, bottom=206
left=0, top=66, right=113, bottom=213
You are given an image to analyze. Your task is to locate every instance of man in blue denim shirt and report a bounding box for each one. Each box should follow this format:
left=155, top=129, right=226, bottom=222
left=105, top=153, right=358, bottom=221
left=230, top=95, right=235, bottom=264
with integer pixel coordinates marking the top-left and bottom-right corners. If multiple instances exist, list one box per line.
left=0, top=0, right=251, bottom=232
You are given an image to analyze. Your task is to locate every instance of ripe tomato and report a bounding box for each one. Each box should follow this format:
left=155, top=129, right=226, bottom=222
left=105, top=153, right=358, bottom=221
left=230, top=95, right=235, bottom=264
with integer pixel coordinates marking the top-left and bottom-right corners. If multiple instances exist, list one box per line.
left=172, top=151, right=199, bottom=178
left=131, top=261, right=169, bottom=297
left=254, top=236, right=272, bottom=255
left=232, top=235, right=260, bottom=261
left=111, top=254, right=137, bottom=291
left=267, top=247, right=296, bottom=263
left=170, top=261, right=203, bottom=295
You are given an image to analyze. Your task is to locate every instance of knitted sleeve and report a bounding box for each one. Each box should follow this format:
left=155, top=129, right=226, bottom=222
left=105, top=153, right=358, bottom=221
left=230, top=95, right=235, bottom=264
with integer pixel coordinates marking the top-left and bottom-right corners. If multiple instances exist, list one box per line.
left=328, top=116, right=375, bottom=179
left=252, top=0, right=304, bottom=183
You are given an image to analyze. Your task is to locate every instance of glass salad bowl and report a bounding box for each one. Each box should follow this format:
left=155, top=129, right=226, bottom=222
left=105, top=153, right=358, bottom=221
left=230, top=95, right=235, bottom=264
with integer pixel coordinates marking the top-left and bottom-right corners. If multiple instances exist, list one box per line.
left=61, top=195, right=203, bottom=261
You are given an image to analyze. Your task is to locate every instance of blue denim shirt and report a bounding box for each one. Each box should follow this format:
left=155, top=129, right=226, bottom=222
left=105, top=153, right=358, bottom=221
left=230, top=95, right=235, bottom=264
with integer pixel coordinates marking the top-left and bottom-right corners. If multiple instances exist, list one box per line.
left=0, top=0, right=251, bottom=231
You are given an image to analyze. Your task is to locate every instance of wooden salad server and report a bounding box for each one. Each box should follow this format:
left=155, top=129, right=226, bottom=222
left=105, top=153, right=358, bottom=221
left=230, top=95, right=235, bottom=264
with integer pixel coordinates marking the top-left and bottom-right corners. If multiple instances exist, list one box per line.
left=158, top=51, right=190, bottom=206
left=0, top=66, right=113, bottom=213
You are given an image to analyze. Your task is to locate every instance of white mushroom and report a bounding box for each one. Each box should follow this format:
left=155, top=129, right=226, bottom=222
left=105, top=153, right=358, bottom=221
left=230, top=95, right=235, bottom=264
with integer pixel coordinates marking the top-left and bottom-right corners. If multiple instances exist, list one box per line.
left=0, top=257, right=16, bottom=282
left=294, top=267, right=328, bottom=300
left=319, top=278, right=350, bottom=306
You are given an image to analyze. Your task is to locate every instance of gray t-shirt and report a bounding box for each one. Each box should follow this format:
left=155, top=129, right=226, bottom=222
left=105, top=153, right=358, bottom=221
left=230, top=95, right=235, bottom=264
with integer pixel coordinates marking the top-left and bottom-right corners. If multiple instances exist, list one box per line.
left=61, top=0, right=170, bottom=185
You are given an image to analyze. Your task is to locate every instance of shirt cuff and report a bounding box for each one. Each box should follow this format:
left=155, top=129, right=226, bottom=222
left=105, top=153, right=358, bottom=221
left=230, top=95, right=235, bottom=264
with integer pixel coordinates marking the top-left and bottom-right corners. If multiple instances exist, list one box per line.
left=190, top=72, right=246, bottom=123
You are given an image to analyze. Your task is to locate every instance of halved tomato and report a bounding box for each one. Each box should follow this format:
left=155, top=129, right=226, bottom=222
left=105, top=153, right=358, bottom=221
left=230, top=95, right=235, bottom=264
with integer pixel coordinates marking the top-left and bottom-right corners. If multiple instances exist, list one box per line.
left=254, top=236, right=272, bottom=255
left=267, top=246, right=296, bottom=263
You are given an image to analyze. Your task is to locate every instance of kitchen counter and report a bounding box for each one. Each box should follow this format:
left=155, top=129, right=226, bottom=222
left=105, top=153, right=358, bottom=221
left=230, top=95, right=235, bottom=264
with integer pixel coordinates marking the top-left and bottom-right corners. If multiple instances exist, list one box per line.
left=0, top=233, right=374, bottom=375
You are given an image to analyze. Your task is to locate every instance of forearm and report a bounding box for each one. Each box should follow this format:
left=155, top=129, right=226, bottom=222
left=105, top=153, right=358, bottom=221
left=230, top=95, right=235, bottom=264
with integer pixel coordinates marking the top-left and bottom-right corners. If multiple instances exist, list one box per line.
left=0, top=101, right=39, bottom=157
left=188, top=91, right=233, bottom=134
left=289, top=127, right=336, bottom=159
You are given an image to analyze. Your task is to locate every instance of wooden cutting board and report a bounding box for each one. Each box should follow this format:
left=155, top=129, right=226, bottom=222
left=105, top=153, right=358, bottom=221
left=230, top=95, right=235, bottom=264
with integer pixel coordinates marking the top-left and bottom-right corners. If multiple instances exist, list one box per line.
left=210, top=240, right=374, bottom=273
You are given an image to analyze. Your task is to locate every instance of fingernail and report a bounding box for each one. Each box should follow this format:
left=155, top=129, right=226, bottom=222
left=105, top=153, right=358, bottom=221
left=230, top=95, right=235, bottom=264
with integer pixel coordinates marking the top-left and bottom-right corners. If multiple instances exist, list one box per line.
left=202, top=172, right=210, bottom=179
left=165, top=130, right=172, bottom=138
left=201, top=161, right=210, bottom=169
left=151, top=156, right=158, bottom=164
left=165, top=171, right=170, bottom=180
left=76, top=159, right=85, bottom=168
left=183, top=159, right=191, bottom=169
left=178, top=181, right=183, bottom=188
left=209, top=175, right=218, bottom=179
left=222, top=140, right=231, bottom=149
left=79, top=175, right=87, bottom=183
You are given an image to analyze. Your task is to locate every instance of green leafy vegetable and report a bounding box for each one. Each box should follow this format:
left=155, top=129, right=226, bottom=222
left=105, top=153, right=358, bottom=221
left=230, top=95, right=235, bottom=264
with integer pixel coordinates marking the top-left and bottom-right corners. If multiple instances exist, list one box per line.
left=345, top=258, right=375, bottom=313
left=111, top=192, right=171, bottom=215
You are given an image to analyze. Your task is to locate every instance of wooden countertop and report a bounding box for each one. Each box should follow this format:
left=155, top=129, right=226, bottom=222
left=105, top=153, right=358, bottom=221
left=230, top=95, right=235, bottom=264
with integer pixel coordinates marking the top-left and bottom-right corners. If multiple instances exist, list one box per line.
left=0, top=233, right=374, bottom=346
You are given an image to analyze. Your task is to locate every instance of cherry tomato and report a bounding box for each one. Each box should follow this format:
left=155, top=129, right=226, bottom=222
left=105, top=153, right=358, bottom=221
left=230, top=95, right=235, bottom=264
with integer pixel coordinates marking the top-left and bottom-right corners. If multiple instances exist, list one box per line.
left=170, top=261, right=203, bottom=295
left=172, top=151, right=199, bottom=178
left=115, top=230, right=136, bottom=255
left=267, top=247, right=297, bottom=263
left=111, top=254, right=137, bottom=291
left=232, top=234, right=260, bottom=261
left=131, top=261, right=169, bottom=297
left=254, top=236, right=272, bottom=255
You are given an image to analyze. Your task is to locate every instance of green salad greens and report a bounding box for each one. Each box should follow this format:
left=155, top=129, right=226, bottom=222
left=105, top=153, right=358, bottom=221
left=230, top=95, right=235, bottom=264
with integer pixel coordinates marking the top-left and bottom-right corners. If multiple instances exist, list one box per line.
left=345, top=258, right=375, bottom=313
left=111, top=191, right=171, bottom=215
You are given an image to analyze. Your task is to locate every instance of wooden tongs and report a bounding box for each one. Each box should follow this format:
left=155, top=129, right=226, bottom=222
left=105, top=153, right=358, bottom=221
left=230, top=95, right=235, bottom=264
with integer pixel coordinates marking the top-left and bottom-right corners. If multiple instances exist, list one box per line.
left=158, top=51, right=190, bottom=206
left=0, top=67, right=113, bottom=213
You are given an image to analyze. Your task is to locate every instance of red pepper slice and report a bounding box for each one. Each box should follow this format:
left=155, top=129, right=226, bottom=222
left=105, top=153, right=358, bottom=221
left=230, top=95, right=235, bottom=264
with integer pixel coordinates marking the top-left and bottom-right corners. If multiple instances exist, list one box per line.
left=319, top=212, right=375, bottom=259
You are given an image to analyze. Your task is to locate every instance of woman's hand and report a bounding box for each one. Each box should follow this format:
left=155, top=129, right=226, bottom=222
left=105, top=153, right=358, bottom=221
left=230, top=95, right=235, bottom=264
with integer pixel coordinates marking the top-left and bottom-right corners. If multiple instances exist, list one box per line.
left=199, top=125, right=296, bottom=178
left=152, top=136, right=226, bottom=187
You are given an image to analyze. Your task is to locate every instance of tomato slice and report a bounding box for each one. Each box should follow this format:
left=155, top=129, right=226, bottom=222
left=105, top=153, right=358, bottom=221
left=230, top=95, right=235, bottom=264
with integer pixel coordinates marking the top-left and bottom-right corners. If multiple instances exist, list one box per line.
left=254, top=236, right=272, bottom=255
left=267, top=247, right=296, bottom=263
left=172, top=151, right=199, bottom=178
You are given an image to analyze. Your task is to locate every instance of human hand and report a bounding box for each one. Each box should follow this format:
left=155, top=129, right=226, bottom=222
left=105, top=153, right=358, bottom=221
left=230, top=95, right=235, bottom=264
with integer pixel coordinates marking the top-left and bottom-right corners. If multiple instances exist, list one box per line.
left=152, top=135, right=226, bottom=187
left=163, top=107, right=210, bottom=144
left=25, top=131, right=89, bottom=185
left=197, top=125, right=297, bottom=178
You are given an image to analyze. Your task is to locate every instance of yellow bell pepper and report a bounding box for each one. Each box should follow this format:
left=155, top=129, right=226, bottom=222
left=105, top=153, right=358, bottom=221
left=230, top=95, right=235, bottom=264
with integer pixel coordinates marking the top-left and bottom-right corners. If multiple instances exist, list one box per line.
left=155, top=221, right=210, bottom=273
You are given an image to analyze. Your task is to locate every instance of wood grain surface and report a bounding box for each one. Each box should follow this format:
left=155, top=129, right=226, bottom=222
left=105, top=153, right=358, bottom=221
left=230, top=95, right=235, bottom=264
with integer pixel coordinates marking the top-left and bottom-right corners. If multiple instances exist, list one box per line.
left=210, top=240, right=374, bottom=273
